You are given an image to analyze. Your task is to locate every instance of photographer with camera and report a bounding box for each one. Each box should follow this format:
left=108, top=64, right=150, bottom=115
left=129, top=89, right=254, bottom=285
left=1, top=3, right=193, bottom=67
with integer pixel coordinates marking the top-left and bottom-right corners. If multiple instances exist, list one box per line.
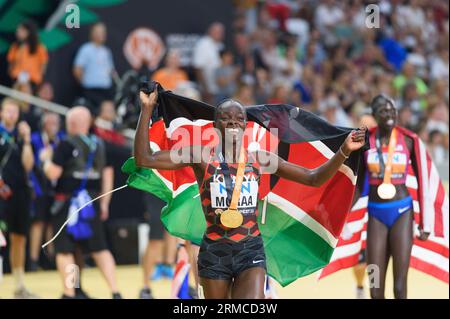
left=0, top=97, right=38, bottom=298
left=43, top=106, right=122, bottom=299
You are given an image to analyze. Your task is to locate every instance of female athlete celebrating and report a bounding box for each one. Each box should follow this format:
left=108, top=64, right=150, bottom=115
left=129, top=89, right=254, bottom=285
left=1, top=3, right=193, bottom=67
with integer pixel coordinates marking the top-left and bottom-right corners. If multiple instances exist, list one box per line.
left=134, top=86, right=367, bottom=299
left=365, top=95, right=429, bottom=299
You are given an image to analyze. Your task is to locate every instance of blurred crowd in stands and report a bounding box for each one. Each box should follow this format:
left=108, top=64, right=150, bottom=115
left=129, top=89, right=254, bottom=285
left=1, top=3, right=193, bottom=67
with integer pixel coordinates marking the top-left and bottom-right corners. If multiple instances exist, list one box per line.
left=5, top=0, right=448, bottom=169
left=0, top=0, right=448, bottom=294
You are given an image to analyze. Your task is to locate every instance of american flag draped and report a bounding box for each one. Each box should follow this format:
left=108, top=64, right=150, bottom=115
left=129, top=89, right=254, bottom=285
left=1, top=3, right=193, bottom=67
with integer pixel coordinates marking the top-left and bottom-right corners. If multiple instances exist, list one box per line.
left=320, top=127, right=449, bottom=283
left=122, top=89, right=367, bottom=286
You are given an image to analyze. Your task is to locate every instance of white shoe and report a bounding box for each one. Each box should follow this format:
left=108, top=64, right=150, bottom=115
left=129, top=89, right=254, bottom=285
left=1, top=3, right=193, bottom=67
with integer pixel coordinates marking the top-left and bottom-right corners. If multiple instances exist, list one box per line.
left=356, top=287, right=366, bottom=299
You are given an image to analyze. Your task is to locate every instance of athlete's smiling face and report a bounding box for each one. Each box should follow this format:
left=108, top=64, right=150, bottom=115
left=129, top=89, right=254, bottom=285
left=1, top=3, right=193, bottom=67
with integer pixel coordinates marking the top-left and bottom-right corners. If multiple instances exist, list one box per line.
left=214, top=100, right=247, bottom=145
left=375, top=102, right=397, bottom=131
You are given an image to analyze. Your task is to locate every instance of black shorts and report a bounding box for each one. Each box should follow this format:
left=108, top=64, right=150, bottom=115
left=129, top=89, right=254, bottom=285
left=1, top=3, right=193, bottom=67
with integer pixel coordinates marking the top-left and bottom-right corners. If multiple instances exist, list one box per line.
left=198, top=235, right=266, bottom=280
left=32, top=194, right=54, bottom=222
left=50, top=198, right=107, bottom=254
left=144, top=193, right=166, bottom=240
left=3, top=187, right=32, bottom=235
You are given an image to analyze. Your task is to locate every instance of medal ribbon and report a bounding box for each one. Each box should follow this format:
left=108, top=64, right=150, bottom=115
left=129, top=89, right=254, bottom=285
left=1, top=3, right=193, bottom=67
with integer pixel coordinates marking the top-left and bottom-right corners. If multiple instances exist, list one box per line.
left=218, top=147, right=246, bottom=211
left=382, top=128, right=397, bottom=185
left=229, top=147, right=246, bottom=210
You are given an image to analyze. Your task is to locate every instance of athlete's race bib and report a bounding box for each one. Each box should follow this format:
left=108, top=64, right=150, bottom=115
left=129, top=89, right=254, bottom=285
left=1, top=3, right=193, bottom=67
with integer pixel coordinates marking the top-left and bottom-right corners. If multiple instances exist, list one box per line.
left=367, top=148, right=408, bottom=177
left=210, top=174, right=258, bottom=214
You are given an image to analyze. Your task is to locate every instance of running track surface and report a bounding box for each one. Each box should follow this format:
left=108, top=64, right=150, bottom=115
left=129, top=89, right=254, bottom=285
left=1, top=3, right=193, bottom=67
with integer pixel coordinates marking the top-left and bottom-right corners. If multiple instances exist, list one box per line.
left=0, top=264, right=447, bottom=299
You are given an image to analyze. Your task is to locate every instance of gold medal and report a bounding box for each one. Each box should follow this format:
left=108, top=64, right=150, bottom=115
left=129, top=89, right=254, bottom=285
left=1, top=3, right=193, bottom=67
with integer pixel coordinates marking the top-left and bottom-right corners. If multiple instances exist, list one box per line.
left=220, top=209, right=244, bottom=228
left=217, top=146, right=246, bottom=229
left=377, top=183, right=396, bottom=199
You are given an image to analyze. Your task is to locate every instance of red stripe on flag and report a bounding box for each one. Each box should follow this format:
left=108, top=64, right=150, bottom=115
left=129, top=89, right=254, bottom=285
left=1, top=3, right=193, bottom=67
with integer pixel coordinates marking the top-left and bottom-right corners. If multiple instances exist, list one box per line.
left=319, top=254, right=360, bottom=279
left=415, top=138, right=425, bottom=229
left=434, top=182, right=445, bottom=237
left=149, top=119, right=168, bottom=146
left=149, top=120, right=175, bottom=183
left=272, top=170, right=354, bottom=238
left=410, top=256, right=449, bottom=284
left=408, top=188, right=418, bottom=201
left=174, top=260, right=186, bottom=275
left=413, top=238, right=449, bottom=258
left=271, top=142, right=355, bottom=237
left=170, top=167, right=197, bottom=191
left=427, top=152, right=432, bottom=181
left=345, top=208, right=366, bottom=223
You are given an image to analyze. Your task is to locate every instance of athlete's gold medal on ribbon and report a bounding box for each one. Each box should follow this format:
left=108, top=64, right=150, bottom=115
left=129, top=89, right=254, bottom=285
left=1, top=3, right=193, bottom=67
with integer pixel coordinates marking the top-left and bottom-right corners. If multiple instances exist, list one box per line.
left=377, top=128, right=397, bottom=200
left=220, top=209, right=244, bottom=228
left=220, top=147, right=245, bottom=228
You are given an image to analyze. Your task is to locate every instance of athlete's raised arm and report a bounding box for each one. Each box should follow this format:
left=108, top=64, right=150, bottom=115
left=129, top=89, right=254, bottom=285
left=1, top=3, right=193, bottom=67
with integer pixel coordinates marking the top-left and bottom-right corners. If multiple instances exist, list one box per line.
left=134, top=85, right=195, bottom=170
left=258, top=127, right=367, bottom=187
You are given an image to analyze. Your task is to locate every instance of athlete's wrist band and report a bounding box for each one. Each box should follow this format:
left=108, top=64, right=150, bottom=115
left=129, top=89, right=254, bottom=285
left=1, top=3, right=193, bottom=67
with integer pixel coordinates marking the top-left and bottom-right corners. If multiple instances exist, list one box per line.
left=339, top=147, right=350, bottom=159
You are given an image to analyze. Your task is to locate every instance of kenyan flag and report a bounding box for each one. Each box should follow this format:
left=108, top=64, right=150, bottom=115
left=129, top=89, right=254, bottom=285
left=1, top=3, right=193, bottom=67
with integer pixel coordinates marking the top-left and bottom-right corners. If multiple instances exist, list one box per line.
left=122, top=89, right=366, bottom=286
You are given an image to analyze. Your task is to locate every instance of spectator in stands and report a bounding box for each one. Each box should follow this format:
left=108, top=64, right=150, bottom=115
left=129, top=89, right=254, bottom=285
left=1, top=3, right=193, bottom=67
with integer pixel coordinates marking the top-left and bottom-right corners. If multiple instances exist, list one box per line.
left=93, top=100, right=125, bottom=143
left=93, top=100, right=129, bottom=186
left=7, top=21, right=48, bottom=90
left=43, top=106, right=121, bottom=299
left=37, top=82, right=54, bottom=103
left=232, top=32, right=256, bottom=83
left=267, top=82, right=290, bottom=105
left=12, top=81, right=41, bottom=132
left=397, top=105, right=415, bottom=131
left=214, top=49, right=238, bottom=103
left=273, top=45, right=302, bottom=84
left=314, top=0, right=344, bottom=48
left=233, top=82, right=255, bottom=106
left=392, top=62, right=428, bottom=105
left=430, top=46, right=449, bottom=81
left=376, top=27, right=408, bottom=72
left=426, top=101, right=449, bottom=136
left=73, top=22, right=116, bottom=114
left=254, top=68, right=272, bottom=104
left=29, top=112, right=64, bottom=271
left=192, top=22, right=225, bottom=104
left=428, top=130, right=447, bottom=166
left=257, top=28, right=284, bottom=77
left=152, top=50, right=188, bottom=91
left=319, top=90, right=353, bottom=127
left=0, top=98, right=37, bottom=298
